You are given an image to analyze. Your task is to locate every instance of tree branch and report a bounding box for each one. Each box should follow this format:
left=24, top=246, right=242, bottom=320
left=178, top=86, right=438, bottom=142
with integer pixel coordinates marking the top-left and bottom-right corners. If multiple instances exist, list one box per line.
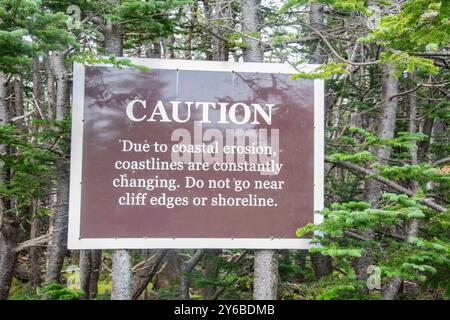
left=326, top=156, right=447, bottom=212
left=14, top=233, right=51, bottom=253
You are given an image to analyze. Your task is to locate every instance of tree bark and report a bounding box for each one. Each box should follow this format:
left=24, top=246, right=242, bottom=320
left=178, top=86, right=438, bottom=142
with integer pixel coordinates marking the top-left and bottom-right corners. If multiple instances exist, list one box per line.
left=418, top=117, right=434, bottom=162
left=80, top=249, right=102, bottom=299
left=111, top=249, right=132, bottom=300
left=131, top=249, right=168, bottom=300
left=309, top=4, right=324, bottom=64
left=46, top=51, right=70, bottom=283
left=211, top=0, right=231, bottom=61
left=154, top=250, right=181, bottom=290
left=101, top=21, right=134, bottom=300
left=253, top=250, right=278, bottom=300
left=32, top=57, right=43, bottom=105
left=29, top=58, right=43, bottom=292
left=180, top=249, right=205, bottom=300
left=29, top=199, right=41, bottom=291
left=241, top=0, right=263, bottom=62
left=308, top=3, right=333, bottom=279
left=104, top=23, right=123, bottom=57
left=145, top=39, right=162, bottom=59
left=366, top=64, right=399, bottom=206
left=13, top=76, right=25, bottom=130
left=0, top=72, right=20, bottom=300
left=45, top=54, right=55, bottom=120
left=0, top=220, right=19, bottom=300
left=358, top=63, right=399, bottom=288
left=202, top=249, right=221, bottom=300
left=241, top=0, right=279, bottom=300
left=384, top=77, right=421, bottom=300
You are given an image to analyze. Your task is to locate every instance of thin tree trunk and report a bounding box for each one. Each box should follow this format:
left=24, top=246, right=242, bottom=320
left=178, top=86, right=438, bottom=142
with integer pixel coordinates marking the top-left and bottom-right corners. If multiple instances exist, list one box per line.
left=180, top=249, right=205, bottom=300
left=45, top=54, right=55, bottom=120
left=104, top=23, right=123, bottom=57
left=29, top=199, right=41, bottom=291
left=162, top=35, right=176, bottom=59
left=184, top=4, right=196, bottom=59
left=418, top=117, right=434, bottom=162
left=46, top=51, right=70, bottom=283
left=111, top=249, right=132, bottom=300
left=0, top=72, right=7, bottom=230
left=253, top=250, right=278, bottom=299
left=309, top=4, right=324, bottom=64
left=383, top=75, right=420, bottom=299
left=88, top=250, right=102, bottom=298
left=0, top=73, right=20, bottom=300
left=308, top=3, right=333, bottom=279
left=211, top=0, right=231, bottom=61
left=14, top=76, right=25, bottom=130
left=102, top=21, right=133, bottom=300
left=202, top=249, right=221, bottom=300
left=366, top=64, right=399, bottom=206
left=145, top=39, right=162, bottom=58
left=193, top=1, right=232, bottom=300
left=32, top=57, right=43, bottom=105
left=154, top=250, right=182, bottom=290
left=131, top=249, right=168, bottom=300
left=29, top=59, right=43, bottom=292
left=406, top=74, right=420, bottom=238
left=0, top=220, right=19, bottom=300
left=241, top=0, right=263, bottom=62
left=360, top=63, right=399, bottom=287
left=79, top=250, right=93, bottom=299
left=241, top=0, right=278, bottom=300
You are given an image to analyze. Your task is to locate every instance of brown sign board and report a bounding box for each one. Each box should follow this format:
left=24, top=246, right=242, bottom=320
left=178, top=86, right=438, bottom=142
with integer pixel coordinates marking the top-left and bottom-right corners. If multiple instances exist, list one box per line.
left=68, top=58, right=324, bottom=249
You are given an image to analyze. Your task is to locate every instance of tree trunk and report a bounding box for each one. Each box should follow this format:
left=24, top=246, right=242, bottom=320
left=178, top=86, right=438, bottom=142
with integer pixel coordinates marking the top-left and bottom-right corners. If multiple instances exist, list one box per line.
left=308, top=3, right=333, bottom=279
left=366, top=64, right=399, bottom=206
left=241, top=0, right=278, bottom=300
left=29, top=59, right=43, bottom=292
left=154, top=250, right=181, bottom=290
left=0, top=72, right=21, bottom=300
left=202, top=249, right=221, bottom=300
left=418, top=117, right=434, bottom=162
left=384, top=76, right=421, bottom=299
left=131, top=249, right=168, bottom=300
left=162, top=35, right=176, bottom=59
left=145, top=39, right=162, bottom=59
left=360, top=63, right=399, bottom=286
left=0, top=220, right=19, bottom=300
left=46, top=51, right=70, bottom=283
left=102, top=21, right=134, bottom=300
left=13, top=76, right=25, bottom=130
left=29, top=199, right=41, bottom=291
left=32, top=57, right=43, bottom=105
left=211, top=0, right=231, bottom=61
left=180, top=249, right=205, bottom=300
left=79, top=249, right=101, bottom=299
left=309, top=4, right=324, bottom=64
left=241, top=0, right=263, bottom=62
left=104, top=23, right=123, bottom=57
left=45, top=54, right=55, bottom=120
left=111, top=249, right=132, bottom=300
left=253, top=250, right=278, bottom=300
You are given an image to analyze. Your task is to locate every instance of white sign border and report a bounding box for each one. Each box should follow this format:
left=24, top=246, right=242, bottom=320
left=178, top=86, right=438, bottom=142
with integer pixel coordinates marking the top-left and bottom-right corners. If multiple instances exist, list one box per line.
left=68, top=58, right=324, bottom=249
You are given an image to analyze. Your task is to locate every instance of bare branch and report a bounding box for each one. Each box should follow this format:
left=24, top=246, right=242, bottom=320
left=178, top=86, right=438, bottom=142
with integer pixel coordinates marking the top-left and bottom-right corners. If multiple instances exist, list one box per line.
left=14, top=233, right=51, bottom=253
left=326, top=156, right=447, bottom=212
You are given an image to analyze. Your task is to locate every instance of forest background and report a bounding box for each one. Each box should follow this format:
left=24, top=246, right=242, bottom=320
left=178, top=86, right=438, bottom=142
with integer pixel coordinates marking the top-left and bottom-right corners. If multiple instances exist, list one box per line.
left=0, top=0, right=449, bottom=300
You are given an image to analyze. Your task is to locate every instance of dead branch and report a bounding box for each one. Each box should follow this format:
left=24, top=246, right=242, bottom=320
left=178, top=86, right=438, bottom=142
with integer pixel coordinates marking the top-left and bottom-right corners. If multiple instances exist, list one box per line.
left=326, top=156, right=447, bottom=212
